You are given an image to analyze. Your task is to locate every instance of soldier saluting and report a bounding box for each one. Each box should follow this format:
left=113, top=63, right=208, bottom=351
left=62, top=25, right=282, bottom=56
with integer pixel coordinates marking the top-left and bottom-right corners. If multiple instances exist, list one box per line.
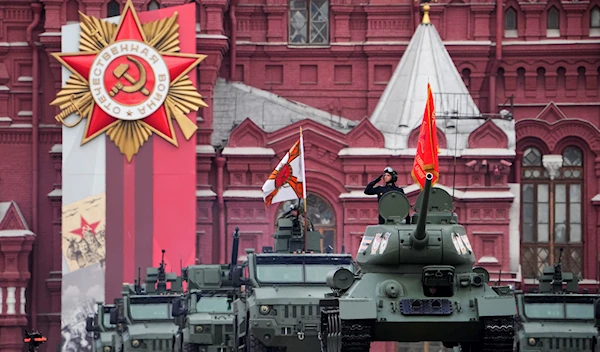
left=364, top=166, right=406, bottom=224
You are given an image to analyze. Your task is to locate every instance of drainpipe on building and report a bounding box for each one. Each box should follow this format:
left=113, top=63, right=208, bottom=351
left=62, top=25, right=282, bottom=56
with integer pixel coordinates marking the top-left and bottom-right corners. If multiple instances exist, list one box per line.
left=496, top=0, right=503, bottom=62
left=216, top=156, right=227, bottom=263
left=26, top=2, right=42, bottom=331
left=490, top=0, right=503, bottom=113
left=229, top=0, right=237, bottom=81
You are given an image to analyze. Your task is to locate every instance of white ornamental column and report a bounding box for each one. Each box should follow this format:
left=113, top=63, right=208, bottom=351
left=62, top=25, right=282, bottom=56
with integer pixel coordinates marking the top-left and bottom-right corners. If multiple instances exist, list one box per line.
left=6, top=287, right=15, bottom=315
left=542, top=154, right=564, bottom=264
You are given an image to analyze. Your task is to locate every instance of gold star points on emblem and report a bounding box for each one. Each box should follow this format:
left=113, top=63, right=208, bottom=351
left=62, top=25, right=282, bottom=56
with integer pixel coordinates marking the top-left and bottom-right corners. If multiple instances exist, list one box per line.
left=50, top=0, right=208, bottom=162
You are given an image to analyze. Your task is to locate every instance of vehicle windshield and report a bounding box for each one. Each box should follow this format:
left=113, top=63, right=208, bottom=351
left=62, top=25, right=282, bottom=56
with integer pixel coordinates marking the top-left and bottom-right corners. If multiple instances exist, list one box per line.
left=129, top=296, right=175, bottom=321
left=523, top=302, right=594, bottom=320
left=256, top=263, right=354, bottom=284
left=196, top=296, right=232, bottom=313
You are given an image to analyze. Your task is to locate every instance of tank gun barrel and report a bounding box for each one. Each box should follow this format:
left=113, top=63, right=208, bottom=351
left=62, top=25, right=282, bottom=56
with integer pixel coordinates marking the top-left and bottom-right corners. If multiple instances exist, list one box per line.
left=411, top=173, right=433, bottom=249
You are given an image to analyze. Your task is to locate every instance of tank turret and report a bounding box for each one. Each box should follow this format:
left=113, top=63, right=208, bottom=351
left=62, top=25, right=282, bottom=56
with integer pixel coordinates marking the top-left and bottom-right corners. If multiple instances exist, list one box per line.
left=355, top=173, right=477, bottom=275
left=319, top=172, right=517, bottom=352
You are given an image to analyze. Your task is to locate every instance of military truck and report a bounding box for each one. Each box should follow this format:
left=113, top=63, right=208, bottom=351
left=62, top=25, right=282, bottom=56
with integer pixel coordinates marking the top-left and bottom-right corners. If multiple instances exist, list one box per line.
left=171, top=228, right=242, bottom=352
left=86, top=301, right=118, bottom=352
left=230, top=215, right=357, bottom=352
left=318, top=172, right=517, bottom=352
left=110, top=250, right=184, bottom=352
left=515, top=248, right=600, bottom=351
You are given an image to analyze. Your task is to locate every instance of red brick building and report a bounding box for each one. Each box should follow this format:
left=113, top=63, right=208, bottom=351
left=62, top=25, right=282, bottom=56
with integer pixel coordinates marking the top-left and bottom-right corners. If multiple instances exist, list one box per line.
left=0, top=0, right=599, bottom=350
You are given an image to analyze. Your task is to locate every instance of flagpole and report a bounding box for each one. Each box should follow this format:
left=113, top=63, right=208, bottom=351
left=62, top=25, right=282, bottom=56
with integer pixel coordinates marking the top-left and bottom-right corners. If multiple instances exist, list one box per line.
left=300, top=126, right=308, bottom=251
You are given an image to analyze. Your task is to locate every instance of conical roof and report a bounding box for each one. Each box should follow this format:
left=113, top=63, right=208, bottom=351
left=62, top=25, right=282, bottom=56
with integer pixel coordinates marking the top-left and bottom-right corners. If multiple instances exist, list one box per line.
left=369, top=21, right=481, bottom=149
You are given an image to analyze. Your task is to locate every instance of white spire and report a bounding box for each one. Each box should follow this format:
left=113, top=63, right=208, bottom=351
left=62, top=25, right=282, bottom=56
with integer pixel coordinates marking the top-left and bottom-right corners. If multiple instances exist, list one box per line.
left=369, top=20, right=481, bottom=149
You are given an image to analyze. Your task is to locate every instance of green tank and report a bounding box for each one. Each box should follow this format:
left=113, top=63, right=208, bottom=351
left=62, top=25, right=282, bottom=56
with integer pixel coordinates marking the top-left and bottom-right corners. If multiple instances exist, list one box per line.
left=231, top=218, right=357, bottom=352
left=319, top=172, right=517, bottom=352
left=171, top=228, right=241, bottom=352
left=110, top=250, right=184, bottom=352
left=515, top=248, right=600, bottom=351
left=86, top=302, right=118, bottom=352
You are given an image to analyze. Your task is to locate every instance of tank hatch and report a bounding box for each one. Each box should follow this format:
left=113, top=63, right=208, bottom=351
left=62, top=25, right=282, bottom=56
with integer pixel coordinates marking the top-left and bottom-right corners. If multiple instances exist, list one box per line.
left=378, top=191, right=410, bottom=225
left=413, top=186, right=458, bottom=225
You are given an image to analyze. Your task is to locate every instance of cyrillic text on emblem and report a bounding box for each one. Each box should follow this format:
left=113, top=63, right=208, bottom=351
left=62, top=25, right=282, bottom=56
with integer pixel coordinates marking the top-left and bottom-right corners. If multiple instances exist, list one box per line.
left=89, top=40, right=169, bottom=121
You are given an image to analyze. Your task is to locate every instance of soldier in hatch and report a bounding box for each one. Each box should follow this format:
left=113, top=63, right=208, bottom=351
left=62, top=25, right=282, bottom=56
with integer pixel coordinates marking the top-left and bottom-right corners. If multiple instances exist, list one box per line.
left=364, top=166, right=408, bottom=224
left=281, top=203, right=315, bottom=232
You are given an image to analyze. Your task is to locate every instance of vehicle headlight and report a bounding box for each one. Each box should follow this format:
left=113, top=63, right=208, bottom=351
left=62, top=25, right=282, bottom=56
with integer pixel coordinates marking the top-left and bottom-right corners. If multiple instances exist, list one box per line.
left=131, top=339, right=141, bottom=348
left=528, top=337, right=536, bottom=346
left=195, top=325, right=204, bottom=333
left=103, top=347, right=112, bottom=352
left=260, top=305, right=271, bottom=315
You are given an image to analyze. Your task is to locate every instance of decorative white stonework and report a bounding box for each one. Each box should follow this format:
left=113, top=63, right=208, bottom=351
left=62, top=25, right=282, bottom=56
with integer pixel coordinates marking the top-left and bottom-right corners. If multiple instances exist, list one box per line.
left=0, top=287, right=3, bottom=314
left=542, top=154, right=563, bottom=180
left=20, top=287, right=25, bottom=314
left=6, top=287, right=15, bottom=314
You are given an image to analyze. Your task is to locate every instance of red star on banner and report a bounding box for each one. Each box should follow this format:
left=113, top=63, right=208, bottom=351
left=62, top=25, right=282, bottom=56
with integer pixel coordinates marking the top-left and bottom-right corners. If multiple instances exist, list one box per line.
left=70, top=215, right=100, bottom=239
left=52, top=1, right=204, bottom=145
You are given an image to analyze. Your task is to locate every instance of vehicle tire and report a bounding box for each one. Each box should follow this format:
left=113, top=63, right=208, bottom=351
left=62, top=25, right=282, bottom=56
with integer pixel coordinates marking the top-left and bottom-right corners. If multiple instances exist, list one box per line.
left=183, top=343, right=199, bottom=352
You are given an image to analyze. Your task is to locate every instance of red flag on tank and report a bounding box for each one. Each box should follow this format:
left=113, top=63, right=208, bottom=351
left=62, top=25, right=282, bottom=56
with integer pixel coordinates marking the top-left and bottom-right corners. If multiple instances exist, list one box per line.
left=262, top=134, right=307, bottom=206
left=411, top=83, right=440, bottom=189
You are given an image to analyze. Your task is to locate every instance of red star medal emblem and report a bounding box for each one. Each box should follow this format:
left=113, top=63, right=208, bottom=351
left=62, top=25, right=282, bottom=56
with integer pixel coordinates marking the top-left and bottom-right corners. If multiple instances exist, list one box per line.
left=51, top=0, right=208, bottom=161
left=70, top=215, right=100, bottom=239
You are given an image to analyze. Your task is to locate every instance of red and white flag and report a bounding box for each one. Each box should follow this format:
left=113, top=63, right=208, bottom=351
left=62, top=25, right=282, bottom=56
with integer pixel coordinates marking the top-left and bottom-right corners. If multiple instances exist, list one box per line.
left=262, top=134, right=307, bottom=206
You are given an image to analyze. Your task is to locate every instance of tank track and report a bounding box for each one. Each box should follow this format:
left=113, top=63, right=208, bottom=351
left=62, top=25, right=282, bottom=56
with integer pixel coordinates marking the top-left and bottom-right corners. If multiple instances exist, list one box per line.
left=320, top=303, right=514, bottom=352
left=320, top=304, right=372, bottom=352
left=475, top=316, right=515, bottom=352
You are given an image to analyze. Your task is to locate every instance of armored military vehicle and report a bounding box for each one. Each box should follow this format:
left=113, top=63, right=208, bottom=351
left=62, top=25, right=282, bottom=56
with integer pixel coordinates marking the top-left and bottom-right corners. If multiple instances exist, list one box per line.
left=86, top=301, right=118, bottom=352
left=231, top=213, right=358, bottom=352
left=171, top=228, right=241, bottom=352
left=110, top=250, right=184, bottom=352
left=319, top=172, right=517, bottom=352
left=515, top=248, right=600, bottom=351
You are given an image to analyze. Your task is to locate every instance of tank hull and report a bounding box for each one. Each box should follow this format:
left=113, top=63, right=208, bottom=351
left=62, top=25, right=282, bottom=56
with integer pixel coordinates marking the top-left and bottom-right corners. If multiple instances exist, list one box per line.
left=319, top=272, right=516, bottom=352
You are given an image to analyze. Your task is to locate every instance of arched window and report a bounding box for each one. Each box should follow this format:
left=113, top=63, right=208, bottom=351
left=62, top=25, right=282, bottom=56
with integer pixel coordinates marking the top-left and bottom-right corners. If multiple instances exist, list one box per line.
left=275, top=192, right=336, bottom=252
left=547, top=6, right=559, bottom=29
left=591, top=6, right=600, bottom=36
left=66, top=0, right=79, bottom=23
left=107, top=0, right=120, bottom=17
left=591, top=6, right=600, bottom=28
left=461, top=68, right=471, bottom=89
left=505, top=8, right=517, bottom=30
left=147, top=0, right=160, bottom=10
left=520, top=146, right=584, bottom=279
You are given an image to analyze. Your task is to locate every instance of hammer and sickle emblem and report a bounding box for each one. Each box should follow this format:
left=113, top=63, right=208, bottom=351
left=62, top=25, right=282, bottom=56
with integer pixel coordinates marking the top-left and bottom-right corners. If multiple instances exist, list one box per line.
left=109, top=56, right=150, bottom=97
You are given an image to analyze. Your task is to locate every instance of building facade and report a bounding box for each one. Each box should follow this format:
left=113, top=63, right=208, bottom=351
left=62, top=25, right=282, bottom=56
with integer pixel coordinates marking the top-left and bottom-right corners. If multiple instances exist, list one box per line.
left=0, top=0, right=599, bottom=350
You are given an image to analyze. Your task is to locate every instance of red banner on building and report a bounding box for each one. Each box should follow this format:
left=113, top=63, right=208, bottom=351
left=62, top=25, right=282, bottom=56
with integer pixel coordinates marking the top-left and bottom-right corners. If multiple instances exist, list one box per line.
left=411, top=83, right=440, bottom=189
